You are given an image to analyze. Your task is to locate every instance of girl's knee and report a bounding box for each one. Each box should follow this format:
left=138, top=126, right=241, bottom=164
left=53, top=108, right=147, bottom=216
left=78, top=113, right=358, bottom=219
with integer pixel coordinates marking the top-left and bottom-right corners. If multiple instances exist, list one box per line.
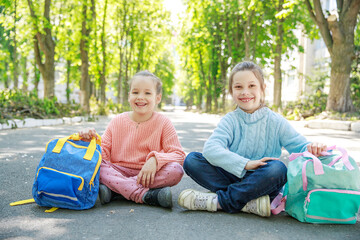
left=183, top=152, right=204, bottom=172
left=266, top=160, right=287, bottom=178
left=162, top=162, right=184, bottom=185
left=167, top=162, right=184, bottom=175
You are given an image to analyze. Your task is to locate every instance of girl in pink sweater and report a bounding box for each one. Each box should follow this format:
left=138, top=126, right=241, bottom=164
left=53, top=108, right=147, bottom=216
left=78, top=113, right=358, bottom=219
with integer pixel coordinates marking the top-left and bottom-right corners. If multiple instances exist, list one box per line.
left=79, top=71, right=185, bottom=208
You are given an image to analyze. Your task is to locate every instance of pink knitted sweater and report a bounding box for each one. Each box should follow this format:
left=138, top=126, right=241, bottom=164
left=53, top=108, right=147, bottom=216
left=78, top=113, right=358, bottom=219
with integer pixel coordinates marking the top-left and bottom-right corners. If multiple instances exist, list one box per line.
left=101, top=112, right=185, bottom=171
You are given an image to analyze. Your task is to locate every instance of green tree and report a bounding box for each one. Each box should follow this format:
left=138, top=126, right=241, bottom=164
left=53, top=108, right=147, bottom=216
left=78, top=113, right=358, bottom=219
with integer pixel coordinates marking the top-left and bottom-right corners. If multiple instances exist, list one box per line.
left=53, top=0, right=81, bottom=103
left=110, top=0, right=172, bottom=106
left=80, top=0, right=95, bottom=112
left=269, top=0, right=314, bottom=110
left=99, top=0, right=108, bottom=104
left=154, top=49, right=176, bottom=103
left=179, top=0, right=232, bottom=112
left=27, top=0, right=56, bottom=99
left=0, top=0, right=178, bottom=114
left=0, top=4, right=12, bottom=89
left=179, top=0, right=312, bottom=112
left=0, top=0, right=19, bottom=89
left=12, top=0, right=19, bottom=88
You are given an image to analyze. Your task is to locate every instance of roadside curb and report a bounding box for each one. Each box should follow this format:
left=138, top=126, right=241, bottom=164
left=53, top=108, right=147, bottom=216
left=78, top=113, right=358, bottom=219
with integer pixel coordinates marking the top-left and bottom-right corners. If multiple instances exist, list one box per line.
left=0, top=116, right=86, bottom=130
left=2, top=115, right=360, bottom=133
left=305, top=119, right=360, bottom=133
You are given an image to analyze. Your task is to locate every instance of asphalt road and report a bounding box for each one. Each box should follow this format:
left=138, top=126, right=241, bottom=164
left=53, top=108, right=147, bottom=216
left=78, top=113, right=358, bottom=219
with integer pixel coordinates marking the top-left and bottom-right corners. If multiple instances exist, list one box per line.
left=1, top=109, right=360, bottom=240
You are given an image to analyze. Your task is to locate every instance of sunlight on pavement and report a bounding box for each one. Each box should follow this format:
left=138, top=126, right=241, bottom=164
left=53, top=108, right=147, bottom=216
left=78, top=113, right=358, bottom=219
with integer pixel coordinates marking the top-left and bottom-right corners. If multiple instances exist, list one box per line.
left=0, top=216, right=72, bottom=239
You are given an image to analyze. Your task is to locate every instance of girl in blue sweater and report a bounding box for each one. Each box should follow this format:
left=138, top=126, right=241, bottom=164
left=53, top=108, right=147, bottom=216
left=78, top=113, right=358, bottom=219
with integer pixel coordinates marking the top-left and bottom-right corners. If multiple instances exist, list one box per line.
left=178, top=61, right=327, bottom=217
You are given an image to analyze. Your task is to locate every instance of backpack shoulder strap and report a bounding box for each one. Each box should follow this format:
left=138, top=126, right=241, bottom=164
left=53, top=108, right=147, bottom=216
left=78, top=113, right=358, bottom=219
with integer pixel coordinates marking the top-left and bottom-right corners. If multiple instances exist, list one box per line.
left=10, top=198, right=59, bottom=212
left=10, top=198, right=35, bottom=206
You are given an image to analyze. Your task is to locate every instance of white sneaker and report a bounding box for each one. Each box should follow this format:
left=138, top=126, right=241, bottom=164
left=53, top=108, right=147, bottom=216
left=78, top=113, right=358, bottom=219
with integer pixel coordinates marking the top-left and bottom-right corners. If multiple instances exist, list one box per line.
left=241, top=195, right=271, bottom=217
left=178, top=189, right=217, bottom=212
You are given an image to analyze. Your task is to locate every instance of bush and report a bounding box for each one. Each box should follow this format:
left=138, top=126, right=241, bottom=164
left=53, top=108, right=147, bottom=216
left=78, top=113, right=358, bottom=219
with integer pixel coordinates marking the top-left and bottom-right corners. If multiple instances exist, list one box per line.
left=279, top=89, right=328, bottom=120
left=351, top=74, right=360, bottom=111
left=89, top=96, right=130, bottom=116
left=0, top=89, right=85, bottom=123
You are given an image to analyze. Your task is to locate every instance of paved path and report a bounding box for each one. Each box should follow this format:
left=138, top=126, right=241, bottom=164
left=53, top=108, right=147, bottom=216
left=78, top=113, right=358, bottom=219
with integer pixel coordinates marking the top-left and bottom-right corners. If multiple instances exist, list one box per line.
left=1, top=109, right=360, bottom=240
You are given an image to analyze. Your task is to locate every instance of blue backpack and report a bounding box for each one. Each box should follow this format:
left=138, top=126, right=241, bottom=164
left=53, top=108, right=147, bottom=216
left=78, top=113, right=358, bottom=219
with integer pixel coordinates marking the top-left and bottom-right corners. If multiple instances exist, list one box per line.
left=31, top=133, right=102, bottom=210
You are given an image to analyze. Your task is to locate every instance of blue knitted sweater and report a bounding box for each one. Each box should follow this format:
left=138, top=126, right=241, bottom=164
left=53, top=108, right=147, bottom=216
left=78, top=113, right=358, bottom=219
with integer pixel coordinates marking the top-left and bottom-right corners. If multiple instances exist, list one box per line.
left=203, top=107, right=310, bottom=178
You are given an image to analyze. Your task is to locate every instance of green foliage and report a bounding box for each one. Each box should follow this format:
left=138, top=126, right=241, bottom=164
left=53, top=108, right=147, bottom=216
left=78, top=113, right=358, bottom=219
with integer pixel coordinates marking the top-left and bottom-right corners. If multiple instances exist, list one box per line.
left=0, top=0, right=357, bottom=116
left=0, top=89, right=85, bottom=123
left=275, top=52, right=360, bottom=120
left=279, top=89, right=328, bottom=120
left=106, top=0, right=173, bottom=105
left=178, top=0, right=234, bottom=111
left=89, top=96, right=130, bottom=116
left=278, top=71, right=328, bottom=120
left=351, top=19, right=360, bottom=111
left=154, top=50, right=176, bottom=101
left=178, top=0, right=317, bottom=112
left=351, top=67, right=360, bottom=111
left=0, top=0, right=174, bottom=110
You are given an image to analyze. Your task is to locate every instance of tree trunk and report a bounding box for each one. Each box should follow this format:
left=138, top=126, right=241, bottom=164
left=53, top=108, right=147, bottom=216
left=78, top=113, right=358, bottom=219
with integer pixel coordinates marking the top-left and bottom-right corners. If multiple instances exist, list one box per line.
left=123, top=39, right=133, bottom=106
left=21, top=56, right=28, bottom=91
left=80, top=0, right=94, bottom=113
left=244, top=10, right=255, bottom=61
left=4, top=62, right=9, bottom=88
left=326, top=42, right=354, bottom=112
left=13, top=0, right=18, bottom=89
left=124, top=45, right=129, bottom=106
left=100, top=0, right=108, bottom=104
left=43, top=51, right=55, bottom=98
left=198, top=50, right=206, bottom=111
left=251, top=23, right=259, bottom=61
left=305, top=0, right=359, bottom=112
left=206, top=66, right=212, bottom=112
left=324, top=5, right=358, bottom=112
left=116, top=0, right=128, bottom=105
left=273, top=0, right=284, bottom=110
left=66, top=59, right=71, bottom=103
left=197, top=90, right=203, bottom=110
left=117, top=50, right=124, bottom=104
left=220, top=60, right=227, bottom=112
left=32, top=58, right=40, bottom=95
left=27, top=0, right=55, bottom=99
left=100, top=75, right=106, bottom=103
left=213, top=74, right=218, bottom=112
left=136, top=40, right=145, bottom=72
left=188, top=89, right=194, bottom=110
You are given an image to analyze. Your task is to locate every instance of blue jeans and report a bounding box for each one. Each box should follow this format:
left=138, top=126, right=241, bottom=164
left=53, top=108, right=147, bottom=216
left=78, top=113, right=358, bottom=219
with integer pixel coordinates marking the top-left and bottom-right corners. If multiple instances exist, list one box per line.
left=183, top=152, right=287, bottom=213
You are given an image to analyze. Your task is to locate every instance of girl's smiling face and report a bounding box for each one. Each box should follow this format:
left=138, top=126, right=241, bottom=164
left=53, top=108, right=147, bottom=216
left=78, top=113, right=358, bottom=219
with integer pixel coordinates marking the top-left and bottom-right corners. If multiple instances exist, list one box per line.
left=231, top=70, right=265, bottom=113
left=128, top=77, right=162, bottom=121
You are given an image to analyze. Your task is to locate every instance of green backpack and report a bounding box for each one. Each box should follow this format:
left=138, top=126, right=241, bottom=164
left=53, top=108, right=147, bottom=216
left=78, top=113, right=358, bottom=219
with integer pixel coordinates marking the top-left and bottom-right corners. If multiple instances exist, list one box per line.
left=272, top=146, right=360, bottom=224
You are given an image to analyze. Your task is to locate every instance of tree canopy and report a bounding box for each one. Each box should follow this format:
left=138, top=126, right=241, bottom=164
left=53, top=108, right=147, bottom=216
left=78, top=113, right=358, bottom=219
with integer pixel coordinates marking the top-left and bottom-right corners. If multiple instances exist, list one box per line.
left=0, top=0, right=359, bottom=116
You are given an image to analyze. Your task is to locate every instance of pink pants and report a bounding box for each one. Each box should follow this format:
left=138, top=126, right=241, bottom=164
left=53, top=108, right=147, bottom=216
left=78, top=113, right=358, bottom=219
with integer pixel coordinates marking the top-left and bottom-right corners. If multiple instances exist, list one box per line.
left=99, top=160, right=184, bottom=203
